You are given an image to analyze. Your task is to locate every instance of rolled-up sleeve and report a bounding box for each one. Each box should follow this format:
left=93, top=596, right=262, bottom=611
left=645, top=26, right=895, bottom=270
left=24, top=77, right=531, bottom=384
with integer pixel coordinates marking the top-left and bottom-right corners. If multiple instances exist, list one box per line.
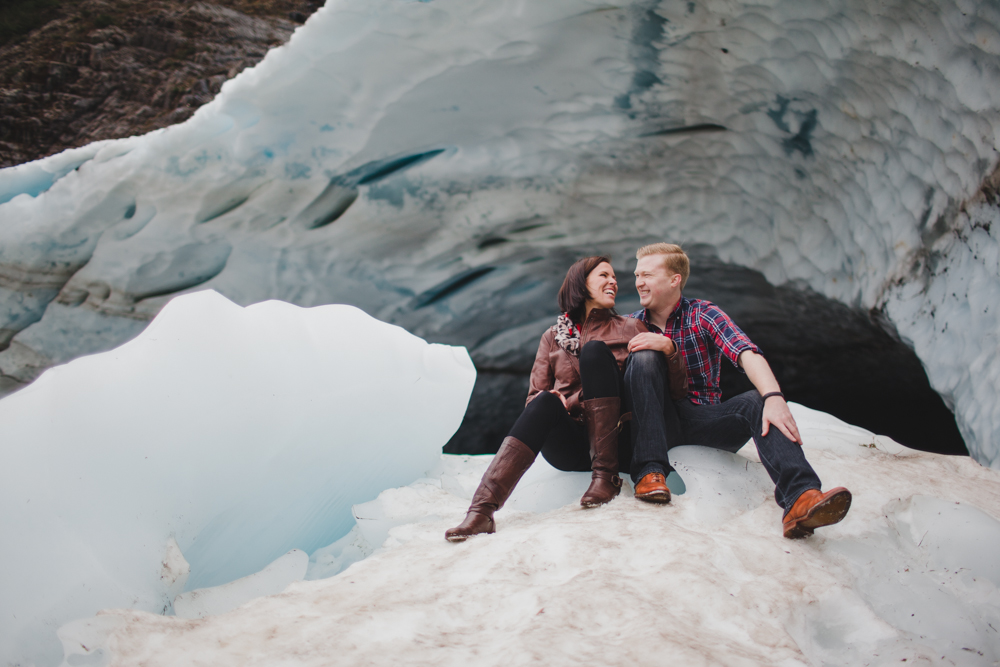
left=698, top=304, right=761, bottom=370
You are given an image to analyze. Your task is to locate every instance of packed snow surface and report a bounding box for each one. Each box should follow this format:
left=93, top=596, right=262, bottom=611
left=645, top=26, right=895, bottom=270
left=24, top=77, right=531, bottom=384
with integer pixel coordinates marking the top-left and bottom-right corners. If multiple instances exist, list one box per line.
left=1, top=0, right=998, bottom=464
left=65, top=405, right=1000, bottom=667
left=0, top=290, right=475, bottom=667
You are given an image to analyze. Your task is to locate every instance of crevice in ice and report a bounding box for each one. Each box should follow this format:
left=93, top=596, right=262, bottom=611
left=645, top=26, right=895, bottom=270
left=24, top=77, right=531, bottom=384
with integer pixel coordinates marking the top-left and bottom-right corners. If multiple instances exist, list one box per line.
left=291, top=148, right=447, bottom=229
left=294, top=182, right=359, bottom=229
left=477, top=236, right=509, bottom=249
left=196, top=194, right=252, bottom=224
left=639, top=123, right=728, bottom=137
left=355, top=148, right=447, bottom=186
left=124, top=241, right=233, bottom=301
left=414, top=266, right=497, bottom=308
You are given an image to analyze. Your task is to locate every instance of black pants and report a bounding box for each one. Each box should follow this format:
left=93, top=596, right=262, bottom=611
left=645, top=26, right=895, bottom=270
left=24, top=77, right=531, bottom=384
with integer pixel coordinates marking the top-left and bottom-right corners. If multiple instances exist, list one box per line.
left=507, top=341, right=632, bottom=472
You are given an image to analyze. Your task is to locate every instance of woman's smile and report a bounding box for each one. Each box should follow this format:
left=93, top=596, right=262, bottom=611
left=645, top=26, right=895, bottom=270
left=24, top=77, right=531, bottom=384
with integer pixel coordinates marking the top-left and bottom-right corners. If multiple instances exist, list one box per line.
left=585, top=261, right=618, bottom=311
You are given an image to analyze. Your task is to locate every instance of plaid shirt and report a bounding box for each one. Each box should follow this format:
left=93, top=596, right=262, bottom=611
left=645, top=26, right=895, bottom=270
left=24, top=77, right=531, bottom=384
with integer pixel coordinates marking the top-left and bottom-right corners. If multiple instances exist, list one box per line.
left=630, top=297, right=760, bottom=405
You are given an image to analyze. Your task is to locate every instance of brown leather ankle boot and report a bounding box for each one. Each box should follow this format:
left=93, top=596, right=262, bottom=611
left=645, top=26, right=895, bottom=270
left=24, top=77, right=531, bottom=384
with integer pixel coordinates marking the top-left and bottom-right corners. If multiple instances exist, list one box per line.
left=782, top=487, right=852, bottom=538
left=579, top=396, right=623, bottom=508
left=445, top=436, right=536, bottom=542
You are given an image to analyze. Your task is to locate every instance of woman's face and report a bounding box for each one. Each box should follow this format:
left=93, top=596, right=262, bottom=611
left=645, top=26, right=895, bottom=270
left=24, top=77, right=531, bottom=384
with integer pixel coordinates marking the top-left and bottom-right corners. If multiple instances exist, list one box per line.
left=585, top=261, right=618, bottom=311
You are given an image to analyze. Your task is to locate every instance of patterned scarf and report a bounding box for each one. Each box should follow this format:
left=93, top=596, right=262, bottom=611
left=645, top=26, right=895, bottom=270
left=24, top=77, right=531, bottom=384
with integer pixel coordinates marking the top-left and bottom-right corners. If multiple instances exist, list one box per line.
left=554, top=313, right=581, bottom=357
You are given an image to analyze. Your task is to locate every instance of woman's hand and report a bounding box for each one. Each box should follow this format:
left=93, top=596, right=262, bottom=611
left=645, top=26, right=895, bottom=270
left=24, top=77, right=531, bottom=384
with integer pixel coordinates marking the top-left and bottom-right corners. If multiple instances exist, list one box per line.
left=627, top=332, right=675, bottom=355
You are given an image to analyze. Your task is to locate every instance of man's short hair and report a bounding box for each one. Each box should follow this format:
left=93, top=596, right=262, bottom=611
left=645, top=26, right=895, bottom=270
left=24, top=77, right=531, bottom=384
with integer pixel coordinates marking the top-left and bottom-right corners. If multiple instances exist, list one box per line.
left=636, top=243, right=690, bottom=289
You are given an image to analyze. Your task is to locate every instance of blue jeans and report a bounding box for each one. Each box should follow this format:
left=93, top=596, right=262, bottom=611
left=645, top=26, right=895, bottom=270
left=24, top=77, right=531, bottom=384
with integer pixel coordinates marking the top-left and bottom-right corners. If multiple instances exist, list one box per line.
left=624, top=350, right=821, bottom=513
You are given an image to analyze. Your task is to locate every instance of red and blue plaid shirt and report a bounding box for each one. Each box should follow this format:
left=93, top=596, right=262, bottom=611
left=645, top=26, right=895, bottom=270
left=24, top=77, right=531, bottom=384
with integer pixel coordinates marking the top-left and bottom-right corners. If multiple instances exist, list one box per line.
left=630, top=297, right=761, bottom=405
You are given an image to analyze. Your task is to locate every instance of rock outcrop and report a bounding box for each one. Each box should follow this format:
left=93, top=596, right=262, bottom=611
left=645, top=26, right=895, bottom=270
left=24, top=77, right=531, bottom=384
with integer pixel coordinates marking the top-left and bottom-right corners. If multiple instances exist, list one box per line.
left=0, top=0, right=320, bottom=168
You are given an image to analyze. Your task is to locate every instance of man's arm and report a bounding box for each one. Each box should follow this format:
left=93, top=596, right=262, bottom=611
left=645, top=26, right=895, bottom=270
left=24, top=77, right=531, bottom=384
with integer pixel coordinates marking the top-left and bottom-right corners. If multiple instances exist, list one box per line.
left=738, top=350, right=802, bottom=445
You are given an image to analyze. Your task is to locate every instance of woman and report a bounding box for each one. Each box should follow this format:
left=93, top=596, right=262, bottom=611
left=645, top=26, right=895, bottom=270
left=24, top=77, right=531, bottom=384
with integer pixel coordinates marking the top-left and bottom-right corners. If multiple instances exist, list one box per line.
left=445, top=256, right=687, bottom=542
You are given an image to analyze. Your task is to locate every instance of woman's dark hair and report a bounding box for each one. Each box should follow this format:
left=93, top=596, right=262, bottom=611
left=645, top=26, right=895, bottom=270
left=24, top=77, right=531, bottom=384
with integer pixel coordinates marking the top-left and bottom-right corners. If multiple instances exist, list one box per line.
left=557, top=255, right=616, bottom=323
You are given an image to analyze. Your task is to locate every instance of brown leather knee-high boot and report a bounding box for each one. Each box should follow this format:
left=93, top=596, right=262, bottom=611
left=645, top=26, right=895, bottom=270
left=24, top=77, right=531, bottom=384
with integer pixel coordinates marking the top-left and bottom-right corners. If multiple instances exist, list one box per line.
left=445, top=436, right=536, bottom=542
left=579, top=396, right=623, bottom=507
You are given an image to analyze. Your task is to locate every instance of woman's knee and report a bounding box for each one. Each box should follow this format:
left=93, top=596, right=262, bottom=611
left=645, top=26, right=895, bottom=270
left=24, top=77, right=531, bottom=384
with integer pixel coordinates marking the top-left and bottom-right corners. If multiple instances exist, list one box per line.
left=525, top=391, right=564, bottom=417
left=581, top=339, right=612, bottom=358
left=580, top=340, right=615, bottom=370
left=512, top=392, right=566, bottom=453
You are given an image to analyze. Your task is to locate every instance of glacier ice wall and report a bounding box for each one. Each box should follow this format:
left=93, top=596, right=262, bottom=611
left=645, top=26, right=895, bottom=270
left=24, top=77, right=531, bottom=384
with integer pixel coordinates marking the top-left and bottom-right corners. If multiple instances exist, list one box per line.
left=0, top=290, right=474, bottom=667
left=0, top=0, right=998, bottom=462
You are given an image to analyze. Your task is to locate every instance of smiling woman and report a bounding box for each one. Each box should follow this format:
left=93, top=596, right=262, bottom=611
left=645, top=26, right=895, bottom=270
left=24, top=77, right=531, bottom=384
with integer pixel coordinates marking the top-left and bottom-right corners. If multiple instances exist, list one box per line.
left=444, top=255, right=688, bottom=542
left=583, top=260, right=618, bottom=316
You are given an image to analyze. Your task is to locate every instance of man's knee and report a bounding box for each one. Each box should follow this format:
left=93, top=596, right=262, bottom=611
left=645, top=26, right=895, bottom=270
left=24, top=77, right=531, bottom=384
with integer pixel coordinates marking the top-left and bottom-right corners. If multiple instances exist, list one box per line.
left=733, top=390, right=763, bottom=422
left=625, top=349, right=665, bottom=380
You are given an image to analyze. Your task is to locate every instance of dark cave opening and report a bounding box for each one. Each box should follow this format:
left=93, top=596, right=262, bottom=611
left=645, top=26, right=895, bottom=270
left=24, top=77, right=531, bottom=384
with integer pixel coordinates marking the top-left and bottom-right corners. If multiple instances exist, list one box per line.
left=689, top=250, right=967, bottom=457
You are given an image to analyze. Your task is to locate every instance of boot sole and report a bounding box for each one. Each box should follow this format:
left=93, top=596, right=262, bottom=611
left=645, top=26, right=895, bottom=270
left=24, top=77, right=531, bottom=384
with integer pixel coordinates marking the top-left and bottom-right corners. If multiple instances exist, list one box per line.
left=445, top=529, right=494, bottom=543
left=783, top=489, right=852, bottom=539
left=635, top=490, right=671, bottom=504
left=580, top=497, right=616, bottom=508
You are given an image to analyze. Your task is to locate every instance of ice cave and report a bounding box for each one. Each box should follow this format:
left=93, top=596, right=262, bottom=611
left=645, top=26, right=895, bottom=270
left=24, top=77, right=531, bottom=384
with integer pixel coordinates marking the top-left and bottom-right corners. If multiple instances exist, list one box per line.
left=1, top=0, right=999, bottom=665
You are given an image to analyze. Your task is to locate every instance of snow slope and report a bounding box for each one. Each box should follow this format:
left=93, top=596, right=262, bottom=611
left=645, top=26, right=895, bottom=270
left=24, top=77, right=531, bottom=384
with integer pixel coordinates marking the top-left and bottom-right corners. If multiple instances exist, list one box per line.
left=70, top=406, right=1000, bottom=667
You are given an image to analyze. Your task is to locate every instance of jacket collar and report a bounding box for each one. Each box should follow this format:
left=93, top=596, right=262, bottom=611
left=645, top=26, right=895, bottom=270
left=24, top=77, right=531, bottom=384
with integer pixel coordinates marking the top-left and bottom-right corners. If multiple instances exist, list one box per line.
left=584, top=308, right=615, bottom=324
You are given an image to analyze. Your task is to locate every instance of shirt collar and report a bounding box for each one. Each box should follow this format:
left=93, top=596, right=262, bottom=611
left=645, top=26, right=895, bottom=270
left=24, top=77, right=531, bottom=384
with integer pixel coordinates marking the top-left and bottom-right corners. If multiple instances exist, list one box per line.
left=639, top=296, right=685, bottom=332
left=666, top=296, right=686, bottom=322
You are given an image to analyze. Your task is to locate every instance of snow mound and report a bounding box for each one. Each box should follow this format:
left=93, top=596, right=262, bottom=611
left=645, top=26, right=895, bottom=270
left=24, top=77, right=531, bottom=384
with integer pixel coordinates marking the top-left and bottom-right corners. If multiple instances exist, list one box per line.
left=74, top=405, right=1000, bottom=666
left=0, top=290, right=475, bottom=667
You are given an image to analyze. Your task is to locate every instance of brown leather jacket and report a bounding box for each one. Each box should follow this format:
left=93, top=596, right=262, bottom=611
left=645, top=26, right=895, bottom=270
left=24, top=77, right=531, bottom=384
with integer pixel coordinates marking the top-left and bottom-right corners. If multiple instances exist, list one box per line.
left=526, top=309, right=688, bottom=421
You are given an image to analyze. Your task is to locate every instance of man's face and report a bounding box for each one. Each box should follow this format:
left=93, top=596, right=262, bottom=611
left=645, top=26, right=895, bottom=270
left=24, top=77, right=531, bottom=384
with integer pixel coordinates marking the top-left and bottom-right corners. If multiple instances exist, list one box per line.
left=634, top=255, right=680, bottom=310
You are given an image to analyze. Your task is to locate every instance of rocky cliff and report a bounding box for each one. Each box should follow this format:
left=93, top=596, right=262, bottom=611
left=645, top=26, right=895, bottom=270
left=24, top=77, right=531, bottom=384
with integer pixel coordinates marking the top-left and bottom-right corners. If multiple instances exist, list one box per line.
left=0, top=0, right=320, bottom=168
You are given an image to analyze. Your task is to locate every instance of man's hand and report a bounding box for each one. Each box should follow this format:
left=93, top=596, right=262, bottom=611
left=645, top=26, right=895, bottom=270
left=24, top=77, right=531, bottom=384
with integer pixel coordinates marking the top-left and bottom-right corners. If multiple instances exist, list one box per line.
left=550, top=390, right=569, bottom=411
left=627, top=332, right=676, bottom=355
left=739, top=349, right=803, bottom=446
left=762, top=396, right=802, bottom=445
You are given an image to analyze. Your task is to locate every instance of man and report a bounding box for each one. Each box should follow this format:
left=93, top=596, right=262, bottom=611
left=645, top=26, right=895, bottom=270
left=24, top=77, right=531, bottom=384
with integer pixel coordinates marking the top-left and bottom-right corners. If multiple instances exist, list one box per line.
left=623, top=243, right=851, bottom=538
